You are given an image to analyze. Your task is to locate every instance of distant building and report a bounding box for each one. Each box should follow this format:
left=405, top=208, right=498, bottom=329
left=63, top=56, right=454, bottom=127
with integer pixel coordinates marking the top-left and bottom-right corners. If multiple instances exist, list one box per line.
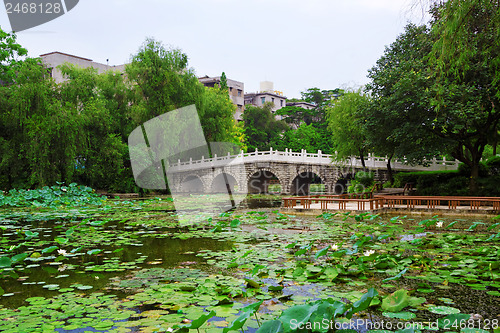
left=286, top=101, right=316, bottom=110
left=40, top=52, right=126, bottom=83
left=244, top=81, right=287, bottom=119
left=198, top=75, right=244, bottom=121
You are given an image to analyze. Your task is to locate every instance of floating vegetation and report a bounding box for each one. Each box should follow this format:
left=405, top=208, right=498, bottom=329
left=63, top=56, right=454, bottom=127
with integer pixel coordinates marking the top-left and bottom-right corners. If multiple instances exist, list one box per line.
left=0, top=195, right=499, bottom=332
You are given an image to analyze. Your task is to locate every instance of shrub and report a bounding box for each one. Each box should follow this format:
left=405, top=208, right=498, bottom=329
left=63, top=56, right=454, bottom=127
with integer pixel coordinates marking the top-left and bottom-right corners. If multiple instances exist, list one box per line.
left=457, top=162, right=489, bottom=177
left=477, top=175, right=500, bottom=196
left=355, top=171, right=374, bottom=187
left=485, top=155, right=500, bottom=176
left=417, top=176, right=469, bottom=196
left=394, top=162, right=500, bottom=196
left=394, top=170, right=458, bottom=188
left=348, top=171, right=374, bottom=193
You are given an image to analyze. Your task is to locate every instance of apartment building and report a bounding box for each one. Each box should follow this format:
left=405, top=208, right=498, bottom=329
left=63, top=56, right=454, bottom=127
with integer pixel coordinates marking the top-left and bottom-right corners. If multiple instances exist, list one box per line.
left=198, top=75, right=245, bottom=121
left=286, top=101, right=316, bottom=110
left=244, top=81, right=288, bottom=119
left=40, top=52, right=125, bottom=83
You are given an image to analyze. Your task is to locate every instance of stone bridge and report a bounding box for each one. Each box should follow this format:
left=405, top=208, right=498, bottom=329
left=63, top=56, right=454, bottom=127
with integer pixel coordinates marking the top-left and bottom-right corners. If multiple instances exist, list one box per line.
left=166, top=149, right=460, bottom=195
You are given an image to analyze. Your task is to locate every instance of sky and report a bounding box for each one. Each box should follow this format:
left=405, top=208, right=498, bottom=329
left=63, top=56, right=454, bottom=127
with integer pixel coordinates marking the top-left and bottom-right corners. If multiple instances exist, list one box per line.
left=0, top=0, right=429, bottom=99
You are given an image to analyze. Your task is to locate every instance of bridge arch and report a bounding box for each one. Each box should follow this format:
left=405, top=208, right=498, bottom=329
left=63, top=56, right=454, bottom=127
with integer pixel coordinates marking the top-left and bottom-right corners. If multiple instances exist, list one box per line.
left=247, top=168, right=283, bottom=194
left=289, top=171, right=325, bottom=196
left=210, top=171, right=240, bottom=193
left=180, top=175, right=205, bottom=193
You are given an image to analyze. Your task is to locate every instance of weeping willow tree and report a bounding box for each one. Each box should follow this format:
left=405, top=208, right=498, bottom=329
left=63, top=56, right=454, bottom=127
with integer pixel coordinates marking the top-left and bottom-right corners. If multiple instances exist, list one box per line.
left=0, top=58, right=80, bottom=188
left=126, top=38, right=237, bottom=145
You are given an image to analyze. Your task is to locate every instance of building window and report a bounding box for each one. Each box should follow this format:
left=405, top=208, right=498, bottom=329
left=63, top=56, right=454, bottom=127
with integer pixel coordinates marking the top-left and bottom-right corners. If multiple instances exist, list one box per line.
left=229, top=87, right=233, bottom=92
left=280, top=100, right=283, bottom=106
left=237, top=89, right=242, bottom=97
left=261, top=97, right=266, bottom=104
left=272, top=97, right=275, bottom=103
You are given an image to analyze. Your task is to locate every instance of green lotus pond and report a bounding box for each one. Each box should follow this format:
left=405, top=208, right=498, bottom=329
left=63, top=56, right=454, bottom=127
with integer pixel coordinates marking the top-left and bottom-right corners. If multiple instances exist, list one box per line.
left=0, top=192, right=499, bottom=333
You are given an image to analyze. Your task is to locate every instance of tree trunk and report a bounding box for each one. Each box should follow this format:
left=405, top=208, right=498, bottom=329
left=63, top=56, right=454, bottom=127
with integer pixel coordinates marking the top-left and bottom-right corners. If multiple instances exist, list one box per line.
left=359, top=149, right=366, bottom=170
left=493, top=131, right=498, bottom=156
left=386, top=153, right=394, bottom=184
left=469, top=162, right=480, bottom=195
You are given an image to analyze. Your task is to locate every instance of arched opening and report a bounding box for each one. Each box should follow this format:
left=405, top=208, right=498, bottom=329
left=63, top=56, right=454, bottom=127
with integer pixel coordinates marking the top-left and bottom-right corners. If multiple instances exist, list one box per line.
left=247, top=170, right=281, bottom=194
left=211, top=173, right=238, bottom=193
left=181, top=175, right=204, bottom=193
left=333, top=173, right=354, bottom=194
left=290, top=172, right=324, bottom=195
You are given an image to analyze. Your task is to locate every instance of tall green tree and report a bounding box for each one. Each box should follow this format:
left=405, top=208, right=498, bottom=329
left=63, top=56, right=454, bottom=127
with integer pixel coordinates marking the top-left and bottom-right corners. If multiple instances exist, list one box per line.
left=273, top=123, right=326, bottom=153
left=301, top=87, right=344, bottom=123
left=58, top=64, right=133, bottom=191
left=126, top=38, right=200, bottom=121
left=126, top=38, right=236, bottom=145
left=326, top=89, right=370, bottom=169
left=243, top=103, right=288, bottom=151
left=1, top=57, right=84, bottom=188
left=276, top=105, right=315, bottom=127
left=365, top=24, right=443, bottom=183
left=427, top=0, right=500, bottom=192
left=219, top=71, right=228, bottom=91
left=0, top=28, right=27, bottom=83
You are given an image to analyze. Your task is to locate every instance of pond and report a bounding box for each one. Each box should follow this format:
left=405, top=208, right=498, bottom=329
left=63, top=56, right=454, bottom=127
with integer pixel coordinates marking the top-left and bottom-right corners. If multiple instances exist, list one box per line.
left=0, top=194, right=499, bottom=333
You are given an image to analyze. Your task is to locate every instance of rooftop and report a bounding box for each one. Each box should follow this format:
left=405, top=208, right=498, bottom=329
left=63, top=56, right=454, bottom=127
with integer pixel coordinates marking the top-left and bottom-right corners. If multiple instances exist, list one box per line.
left=39, top=51, right=93, bottom=62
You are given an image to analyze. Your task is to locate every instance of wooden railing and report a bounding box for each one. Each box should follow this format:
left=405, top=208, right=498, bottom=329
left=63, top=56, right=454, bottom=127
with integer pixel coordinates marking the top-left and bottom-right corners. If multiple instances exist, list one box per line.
left=380, top=195, right=500, bottom=211
left=282, top=195, right=385, bottom=211
left=282, top=195, right=500, bottom=212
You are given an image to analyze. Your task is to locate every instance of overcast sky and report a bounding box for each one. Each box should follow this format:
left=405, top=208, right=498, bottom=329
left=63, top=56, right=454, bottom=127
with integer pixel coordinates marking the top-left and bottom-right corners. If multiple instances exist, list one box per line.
left=1, top=0, right=429, bottom=98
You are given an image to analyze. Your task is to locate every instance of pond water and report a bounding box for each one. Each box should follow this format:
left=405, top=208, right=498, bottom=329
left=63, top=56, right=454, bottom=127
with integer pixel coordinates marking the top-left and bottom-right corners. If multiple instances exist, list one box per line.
left=0, top=195, right=499, bottom=332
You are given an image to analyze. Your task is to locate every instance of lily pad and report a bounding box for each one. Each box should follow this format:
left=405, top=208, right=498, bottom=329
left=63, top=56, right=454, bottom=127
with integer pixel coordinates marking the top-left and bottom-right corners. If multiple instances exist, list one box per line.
left=428, top=306, right=461, bottom=315
left=381, top=289, right=410, bottom=312
left=382, top=311, right=416, bottom=320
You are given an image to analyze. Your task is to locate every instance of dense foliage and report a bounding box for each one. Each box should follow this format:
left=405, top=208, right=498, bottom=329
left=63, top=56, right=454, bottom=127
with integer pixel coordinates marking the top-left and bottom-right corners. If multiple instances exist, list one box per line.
left=246, top=87, right=340, bottom=154
left=395, top=156, right=500, bottom=196
left=361, top=1, right=500, bottom=192
left=0, top=183, right=107, bottom=207
left=326, top=90, right=370, bottom=167
left=0, top=31, right=239, bottom=192
left=0, top=201, right=498, bottom=331
left=242, top=103, right=288, bottom=151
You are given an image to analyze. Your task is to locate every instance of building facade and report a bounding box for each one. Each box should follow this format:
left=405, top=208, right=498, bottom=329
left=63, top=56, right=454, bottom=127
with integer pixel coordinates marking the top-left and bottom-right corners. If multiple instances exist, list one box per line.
left=198, top=75, right=245, bottom=121
left=286, top=101, right=316, bottom=110
left=40, top=52, right=126, bottom=83
left=244, top=81, right=287, bottom=119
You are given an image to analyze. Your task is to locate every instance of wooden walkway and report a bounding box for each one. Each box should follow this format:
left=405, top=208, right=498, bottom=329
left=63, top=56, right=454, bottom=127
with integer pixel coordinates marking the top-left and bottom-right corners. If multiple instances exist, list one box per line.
left=282, top=194, right=500, bottom=215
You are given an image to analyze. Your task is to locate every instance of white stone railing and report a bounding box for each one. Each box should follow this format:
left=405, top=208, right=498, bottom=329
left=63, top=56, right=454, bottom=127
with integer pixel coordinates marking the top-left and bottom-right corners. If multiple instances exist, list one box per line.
left=167, top=148, right=460, bottom=172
